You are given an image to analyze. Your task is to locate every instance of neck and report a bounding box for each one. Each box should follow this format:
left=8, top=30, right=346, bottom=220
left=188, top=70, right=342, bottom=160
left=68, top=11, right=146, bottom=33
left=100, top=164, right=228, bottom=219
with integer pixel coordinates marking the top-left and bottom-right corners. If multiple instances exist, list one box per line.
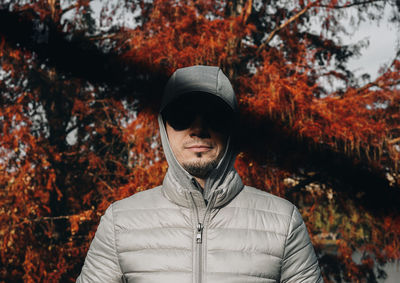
left=195, top=177, right=205, bottom=189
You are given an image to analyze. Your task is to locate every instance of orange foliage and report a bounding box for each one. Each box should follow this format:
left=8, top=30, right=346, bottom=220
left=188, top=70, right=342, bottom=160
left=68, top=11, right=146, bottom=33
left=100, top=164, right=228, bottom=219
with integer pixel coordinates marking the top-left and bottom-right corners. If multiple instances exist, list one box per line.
left=1, top=0, right=400, bottom=282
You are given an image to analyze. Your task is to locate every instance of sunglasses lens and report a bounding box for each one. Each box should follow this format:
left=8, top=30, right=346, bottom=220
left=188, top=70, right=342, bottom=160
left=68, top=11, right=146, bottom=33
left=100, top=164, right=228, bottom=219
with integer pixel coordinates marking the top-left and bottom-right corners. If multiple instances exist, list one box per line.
left=162, top=94, right=233, bottom=132
left=164, top=108, right=196, bottom=131
left=204, top=109, right=232, bottom=132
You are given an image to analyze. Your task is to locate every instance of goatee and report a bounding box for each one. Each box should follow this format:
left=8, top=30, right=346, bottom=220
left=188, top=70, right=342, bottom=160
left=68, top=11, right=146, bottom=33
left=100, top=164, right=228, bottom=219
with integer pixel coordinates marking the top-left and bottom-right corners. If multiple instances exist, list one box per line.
left=182, top=158, right=219, bottom=178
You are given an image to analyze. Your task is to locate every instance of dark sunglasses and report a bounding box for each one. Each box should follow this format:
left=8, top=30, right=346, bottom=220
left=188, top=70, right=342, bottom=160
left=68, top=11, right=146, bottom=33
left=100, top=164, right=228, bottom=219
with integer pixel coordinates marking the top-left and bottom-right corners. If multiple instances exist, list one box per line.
left=162, top=96, right=233, bottom=132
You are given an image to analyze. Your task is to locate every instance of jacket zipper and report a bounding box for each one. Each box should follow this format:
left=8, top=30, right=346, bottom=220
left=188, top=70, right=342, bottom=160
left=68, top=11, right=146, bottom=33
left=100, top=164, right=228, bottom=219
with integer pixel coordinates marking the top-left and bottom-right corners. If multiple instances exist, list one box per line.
left=190, top=189, right=203, bottom=283
left=196, top=222, right=203, bottom=244
left=189, top=182, right=218, bottom=283
left=196, top=222, right=203, bottom=283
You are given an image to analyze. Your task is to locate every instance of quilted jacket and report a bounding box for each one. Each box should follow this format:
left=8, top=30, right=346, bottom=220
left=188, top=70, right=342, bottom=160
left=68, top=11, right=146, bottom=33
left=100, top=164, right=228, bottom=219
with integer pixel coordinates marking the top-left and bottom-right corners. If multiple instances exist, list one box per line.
left=76, top=66, right=323, bottom=283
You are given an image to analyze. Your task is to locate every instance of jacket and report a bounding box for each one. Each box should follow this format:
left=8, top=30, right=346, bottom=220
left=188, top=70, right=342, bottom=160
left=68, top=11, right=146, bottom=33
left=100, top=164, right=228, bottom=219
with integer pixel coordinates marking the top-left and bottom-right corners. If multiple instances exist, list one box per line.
left=77, top=66, right=323, bottom=283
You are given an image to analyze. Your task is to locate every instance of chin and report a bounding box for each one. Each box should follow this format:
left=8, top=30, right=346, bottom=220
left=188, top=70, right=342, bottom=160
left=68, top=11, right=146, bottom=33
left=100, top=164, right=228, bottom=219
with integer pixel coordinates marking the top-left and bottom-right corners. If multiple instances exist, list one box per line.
left=182, top=156, right=220, bottom=178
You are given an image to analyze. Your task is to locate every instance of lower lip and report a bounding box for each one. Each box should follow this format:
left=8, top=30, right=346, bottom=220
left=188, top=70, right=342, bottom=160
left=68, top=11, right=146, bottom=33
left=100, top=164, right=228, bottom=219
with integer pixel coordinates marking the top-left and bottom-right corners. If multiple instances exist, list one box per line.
left=187, top=147, right=212, bottom=152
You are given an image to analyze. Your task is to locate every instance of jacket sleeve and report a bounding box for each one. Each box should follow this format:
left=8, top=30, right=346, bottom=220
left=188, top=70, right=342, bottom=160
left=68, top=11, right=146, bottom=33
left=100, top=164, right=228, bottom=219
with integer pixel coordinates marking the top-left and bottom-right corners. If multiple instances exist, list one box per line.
left=280, top=206, right=323, bottom=283
left=76, top=203, right=123, bottom=283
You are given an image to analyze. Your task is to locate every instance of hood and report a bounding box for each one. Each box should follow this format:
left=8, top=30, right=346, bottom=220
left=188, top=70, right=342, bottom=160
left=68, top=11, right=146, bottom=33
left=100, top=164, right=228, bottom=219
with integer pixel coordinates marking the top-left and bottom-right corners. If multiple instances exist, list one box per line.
left=158, top=66, right=243, bottom=208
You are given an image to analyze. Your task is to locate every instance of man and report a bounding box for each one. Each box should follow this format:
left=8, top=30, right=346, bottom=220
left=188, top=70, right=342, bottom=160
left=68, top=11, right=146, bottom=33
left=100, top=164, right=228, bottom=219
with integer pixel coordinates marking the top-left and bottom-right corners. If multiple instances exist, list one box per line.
left=77, top=65, right=323, bottom=282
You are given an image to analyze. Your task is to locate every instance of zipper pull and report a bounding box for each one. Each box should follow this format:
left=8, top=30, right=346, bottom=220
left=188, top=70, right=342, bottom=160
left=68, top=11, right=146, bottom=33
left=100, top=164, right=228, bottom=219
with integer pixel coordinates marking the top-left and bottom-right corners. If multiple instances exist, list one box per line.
left=196, top=222, right=203, bottom=244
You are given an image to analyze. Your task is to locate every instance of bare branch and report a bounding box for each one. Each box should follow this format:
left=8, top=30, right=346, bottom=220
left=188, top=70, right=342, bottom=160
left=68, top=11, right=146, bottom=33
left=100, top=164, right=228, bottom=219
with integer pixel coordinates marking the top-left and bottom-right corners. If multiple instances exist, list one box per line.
left=318, top=0, right=385, bottom=9
left=241, top=0, right=253, bottom=24
left=256, top=1, right=320, bottom=54
left=256, top=0, right=387, bottom=54
left=356, top=79, right=400, bottom=95
left=88, top=172, right=114, bottom=192
left=387, top=137, right=400, bottom=145
left=350, top=57, right=400, bottom=95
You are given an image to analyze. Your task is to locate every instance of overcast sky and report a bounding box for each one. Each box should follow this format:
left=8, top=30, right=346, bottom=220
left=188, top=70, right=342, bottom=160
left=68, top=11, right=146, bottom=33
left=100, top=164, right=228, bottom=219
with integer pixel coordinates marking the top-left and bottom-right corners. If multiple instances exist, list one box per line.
left=342, top=5, right=398, bottom=80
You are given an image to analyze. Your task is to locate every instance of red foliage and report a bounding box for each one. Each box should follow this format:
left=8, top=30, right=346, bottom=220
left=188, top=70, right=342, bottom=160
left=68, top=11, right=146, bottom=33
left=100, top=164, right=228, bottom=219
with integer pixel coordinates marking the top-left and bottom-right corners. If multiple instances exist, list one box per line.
left=1, top=0, right=399, bottom=282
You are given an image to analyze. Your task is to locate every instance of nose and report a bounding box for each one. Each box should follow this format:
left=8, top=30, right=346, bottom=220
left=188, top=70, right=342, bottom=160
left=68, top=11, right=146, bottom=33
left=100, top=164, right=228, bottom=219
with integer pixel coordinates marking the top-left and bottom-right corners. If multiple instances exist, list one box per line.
left=189, top=115, right=210, bottom=139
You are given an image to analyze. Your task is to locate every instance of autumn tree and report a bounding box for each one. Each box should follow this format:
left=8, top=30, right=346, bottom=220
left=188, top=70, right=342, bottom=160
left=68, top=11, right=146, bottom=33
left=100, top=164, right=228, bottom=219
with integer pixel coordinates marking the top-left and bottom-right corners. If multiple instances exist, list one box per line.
left=0, top=0, right=399, bottom=282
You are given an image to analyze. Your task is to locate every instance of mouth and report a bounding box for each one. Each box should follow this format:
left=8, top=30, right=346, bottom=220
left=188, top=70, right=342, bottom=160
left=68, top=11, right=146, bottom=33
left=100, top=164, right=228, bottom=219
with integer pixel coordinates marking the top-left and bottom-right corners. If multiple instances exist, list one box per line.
left=185, top=144, right=213, bottom=152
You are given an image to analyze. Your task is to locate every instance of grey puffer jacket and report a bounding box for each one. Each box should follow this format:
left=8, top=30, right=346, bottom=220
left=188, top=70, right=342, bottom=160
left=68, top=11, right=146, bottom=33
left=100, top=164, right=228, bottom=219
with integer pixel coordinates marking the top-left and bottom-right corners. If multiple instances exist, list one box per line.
left=77, top=66, right=323, bottom=283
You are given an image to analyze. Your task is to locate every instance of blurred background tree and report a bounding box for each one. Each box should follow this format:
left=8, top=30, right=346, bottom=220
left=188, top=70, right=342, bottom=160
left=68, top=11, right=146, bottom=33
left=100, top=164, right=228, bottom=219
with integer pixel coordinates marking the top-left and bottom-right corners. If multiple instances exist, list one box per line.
left=0, top=0, right=399, bottom=282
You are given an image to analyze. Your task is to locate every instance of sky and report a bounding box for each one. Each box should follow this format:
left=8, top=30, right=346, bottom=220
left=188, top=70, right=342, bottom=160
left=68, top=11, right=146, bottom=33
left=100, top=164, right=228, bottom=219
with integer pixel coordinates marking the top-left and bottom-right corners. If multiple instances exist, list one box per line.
left=344, top=5, right=398, bottom=81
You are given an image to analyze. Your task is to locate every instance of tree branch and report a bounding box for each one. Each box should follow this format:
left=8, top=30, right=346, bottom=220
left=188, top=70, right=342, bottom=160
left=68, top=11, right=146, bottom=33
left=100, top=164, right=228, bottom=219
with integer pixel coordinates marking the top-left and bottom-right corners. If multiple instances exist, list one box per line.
left=318, top=0, right=385, bottom=9
left=241, top=0, right=253, bottom=24
left=256, top=1, right=319, bottom=54
left=387, top=137, right=400, bottom=145
left=256, top=0, right=387, bottom=54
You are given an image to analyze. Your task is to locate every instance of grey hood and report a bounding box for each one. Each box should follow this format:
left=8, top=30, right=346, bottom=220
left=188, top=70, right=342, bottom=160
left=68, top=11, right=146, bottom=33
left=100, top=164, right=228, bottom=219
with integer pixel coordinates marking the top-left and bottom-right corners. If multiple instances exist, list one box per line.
left=158, top=66, right=243, bottom=208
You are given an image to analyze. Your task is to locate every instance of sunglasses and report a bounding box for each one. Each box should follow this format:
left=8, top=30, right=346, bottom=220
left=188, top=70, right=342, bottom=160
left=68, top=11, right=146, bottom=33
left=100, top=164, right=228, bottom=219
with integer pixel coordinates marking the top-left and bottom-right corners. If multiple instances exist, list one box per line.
left=162, top=96, right=233, bottom=132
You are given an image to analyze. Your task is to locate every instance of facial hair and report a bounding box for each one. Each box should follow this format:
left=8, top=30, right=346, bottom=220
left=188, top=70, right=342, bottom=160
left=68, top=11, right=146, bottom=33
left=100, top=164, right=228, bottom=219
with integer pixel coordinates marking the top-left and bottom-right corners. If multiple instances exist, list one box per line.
left=182, top=157, right=219, bottom=178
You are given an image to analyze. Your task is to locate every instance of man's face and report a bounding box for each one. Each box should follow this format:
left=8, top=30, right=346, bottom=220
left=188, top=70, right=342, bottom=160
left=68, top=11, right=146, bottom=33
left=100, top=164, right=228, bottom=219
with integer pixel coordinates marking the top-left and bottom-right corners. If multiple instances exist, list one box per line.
left=163, top=95, right=231, bottom=178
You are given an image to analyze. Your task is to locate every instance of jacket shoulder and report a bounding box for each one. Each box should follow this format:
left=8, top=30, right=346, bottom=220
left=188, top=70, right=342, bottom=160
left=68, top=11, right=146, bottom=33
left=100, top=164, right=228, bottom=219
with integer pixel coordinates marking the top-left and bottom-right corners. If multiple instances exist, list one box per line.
left=109, top=186, right=181, bottom=231
left=234, top=186, right=296, bottom=217
left=112, top=186, right=172, bottom=211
